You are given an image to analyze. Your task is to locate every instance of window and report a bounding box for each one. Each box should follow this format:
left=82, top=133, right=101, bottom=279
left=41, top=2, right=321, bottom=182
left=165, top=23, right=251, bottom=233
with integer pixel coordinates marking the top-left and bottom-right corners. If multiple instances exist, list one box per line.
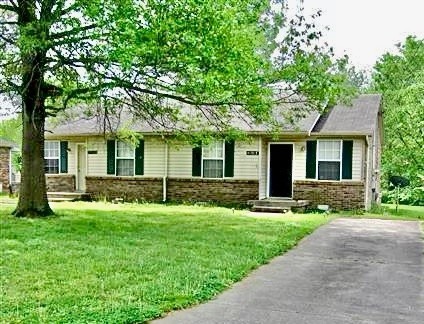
left=44, top=141, right=60, bottom=174
left=202, top=141, right=224, bottom=178
left=116, top=141, right=135, bottom=176
left=317, top=140, right=341, bottom=180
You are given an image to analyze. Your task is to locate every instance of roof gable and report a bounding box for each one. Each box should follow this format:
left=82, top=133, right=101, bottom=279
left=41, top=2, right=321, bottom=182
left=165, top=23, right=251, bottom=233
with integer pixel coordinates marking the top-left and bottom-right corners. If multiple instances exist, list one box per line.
left=312, top=94, right=382, bottom=135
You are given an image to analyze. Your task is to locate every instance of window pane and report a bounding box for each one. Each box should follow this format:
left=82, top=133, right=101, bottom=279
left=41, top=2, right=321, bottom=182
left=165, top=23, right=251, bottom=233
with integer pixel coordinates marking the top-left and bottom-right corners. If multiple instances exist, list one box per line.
left=203, top=141, right=223, bottom=158
left=318, top=141, right=340, bottom=160
left=203, top=160, right=223, bottom=178
left=44, top=141, right=59, bottom=158
left=44, top=159, right=59, bottom=174
left=318, top=161, right=340, bottom=180
left=117, top=159, right=134, bottom=176
left=117, top=141, right=134, bottom=158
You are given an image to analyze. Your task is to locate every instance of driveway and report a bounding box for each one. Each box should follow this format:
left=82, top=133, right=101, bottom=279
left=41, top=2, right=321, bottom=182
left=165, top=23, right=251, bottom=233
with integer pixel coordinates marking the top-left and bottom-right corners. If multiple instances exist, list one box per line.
left=153, top=218, right=423, bottom=324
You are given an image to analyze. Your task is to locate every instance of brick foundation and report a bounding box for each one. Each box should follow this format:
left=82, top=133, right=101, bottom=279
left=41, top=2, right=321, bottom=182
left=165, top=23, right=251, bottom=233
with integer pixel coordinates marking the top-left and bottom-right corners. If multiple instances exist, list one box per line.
left=167, top=178, right=259, bottom=203
left=46, top=174, right=76, bottom=192
left=293, top=180, right=365, bottom=210
left=86, top=176, right=163, bottom=201
left=0, top=147, right=10, bottom=191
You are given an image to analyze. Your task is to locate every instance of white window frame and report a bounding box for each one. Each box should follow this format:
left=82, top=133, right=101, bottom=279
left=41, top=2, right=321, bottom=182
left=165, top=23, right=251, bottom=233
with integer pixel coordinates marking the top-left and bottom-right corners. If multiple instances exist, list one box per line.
left=44, top=140, right=60, bottom=174
left=201, top=140, right=225, bottom=179
left=316, top=140, right=343, bottom=181
left=115, top=141, right=135, bottom=176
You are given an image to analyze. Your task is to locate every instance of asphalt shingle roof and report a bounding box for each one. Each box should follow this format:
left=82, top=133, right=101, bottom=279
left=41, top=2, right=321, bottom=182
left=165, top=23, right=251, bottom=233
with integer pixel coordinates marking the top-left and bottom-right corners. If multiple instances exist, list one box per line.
left=46, top=94, right=381, bottom=137
left=312, top=94, right=382, bottom=134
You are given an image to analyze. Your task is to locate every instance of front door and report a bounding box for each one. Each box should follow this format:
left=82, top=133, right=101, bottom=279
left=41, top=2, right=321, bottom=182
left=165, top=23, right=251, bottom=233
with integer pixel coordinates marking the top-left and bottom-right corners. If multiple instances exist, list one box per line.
left=269, top=144, right=293, bottom=197
left=77, top=145, right=86, bottom=191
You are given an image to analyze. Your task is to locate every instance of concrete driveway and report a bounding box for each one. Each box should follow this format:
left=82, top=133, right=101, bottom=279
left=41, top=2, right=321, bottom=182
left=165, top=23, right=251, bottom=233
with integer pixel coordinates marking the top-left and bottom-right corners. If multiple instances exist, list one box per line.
left=153, top=219, right=423, bottom=324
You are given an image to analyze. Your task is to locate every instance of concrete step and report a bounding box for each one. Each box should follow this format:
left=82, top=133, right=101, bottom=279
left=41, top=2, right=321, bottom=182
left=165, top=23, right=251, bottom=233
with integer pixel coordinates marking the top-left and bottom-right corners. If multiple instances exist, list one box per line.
left=248, top=199, right=309, bottom=208
left=48, top=197, right=76, bottom=202
left=248, top=199, right=310, bottom=213
left=47, top=192, right=91, bottom=202
left=251, top=206, right=290, bottom=213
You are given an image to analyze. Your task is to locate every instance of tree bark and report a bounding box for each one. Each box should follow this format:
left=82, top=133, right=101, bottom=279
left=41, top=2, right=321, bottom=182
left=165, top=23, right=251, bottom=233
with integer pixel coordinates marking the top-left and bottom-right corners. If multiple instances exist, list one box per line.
left=13, top=100, right=53, bottom=217
left=12, top=59, right=53, bottom=217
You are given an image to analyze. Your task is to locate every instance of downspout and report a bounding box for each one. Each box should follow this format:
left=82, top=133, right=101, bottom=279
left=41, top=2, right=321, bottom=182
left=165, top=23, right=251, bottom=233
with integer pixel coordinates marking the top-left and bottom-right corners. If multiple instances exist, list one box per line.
left=163, top=141, right=168, bottom=202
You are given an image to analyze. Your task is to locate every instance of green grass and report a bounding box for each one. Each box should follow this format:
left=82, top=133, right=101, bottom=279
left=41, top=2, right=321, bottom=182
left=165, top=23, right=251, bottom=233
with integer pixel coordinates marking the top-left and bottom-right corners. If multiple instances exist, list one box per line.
left=356, top=203, right=424, bottom=221
left=0, top=202, right=330, bottom=323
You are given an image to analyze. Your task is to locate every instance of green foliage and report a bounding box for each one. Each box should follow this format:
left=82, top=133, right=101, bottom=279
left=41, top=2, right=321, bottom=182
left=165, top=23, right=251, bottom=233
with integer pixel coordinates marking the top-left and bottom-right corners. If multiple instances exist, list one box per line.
left=371, top=36, right=424, bottom=205
left=0, top=0, right=355, bottom=131
left=0, top=117, right=21, bottom=145
left=0, top=202, right=330, bottom=323
left=11, top=151, right=22, bottom=172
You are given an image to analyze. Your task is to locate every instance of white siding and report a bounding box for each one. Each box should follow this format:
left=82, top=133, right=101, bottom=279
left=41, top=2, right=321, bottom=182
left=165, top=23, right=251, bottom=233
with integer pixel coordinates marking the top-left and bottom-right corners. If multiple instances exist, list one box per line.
left=352, top=139, right=363, bottom=181
left=87, top=137, right=107, bottom=176
left=259, top=138, right=267, bottom=199
left=67, top=141, right=77, bottom=175
left=234, top=137, right=260, bottom=179
left=144, top=137, right=165, bottom=177
left=292, top=141, right=307, bottom=180
left=168, top=144, right=192, bottom=178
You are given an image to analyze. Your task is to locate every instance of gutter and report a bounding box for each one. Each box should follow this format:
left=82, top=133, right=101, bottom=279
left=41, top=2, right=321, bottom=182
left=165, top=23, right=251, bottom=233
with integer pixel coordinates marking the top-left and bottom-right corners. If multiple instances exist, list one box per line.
left=309, top=131, right=373, bottom=137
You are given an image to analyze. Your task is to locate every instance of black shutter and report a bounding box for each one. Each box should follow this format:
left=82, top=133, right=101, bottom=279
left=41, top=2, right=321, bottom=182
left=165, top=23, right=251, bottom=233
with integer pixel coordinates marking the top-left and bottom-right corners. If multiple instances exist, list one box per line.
left=224, top=140, right=235, bottom=177
left=135, top=139, right=144, bottom=175
left=306, top=141, right=317, bottom=179
left=342, top=140, right=353, bottom=179
left=60, top=141, right=68, bottom=173
left=107, top=140, right=115, bottom=175
left=192, top=145, right=202, bottom=177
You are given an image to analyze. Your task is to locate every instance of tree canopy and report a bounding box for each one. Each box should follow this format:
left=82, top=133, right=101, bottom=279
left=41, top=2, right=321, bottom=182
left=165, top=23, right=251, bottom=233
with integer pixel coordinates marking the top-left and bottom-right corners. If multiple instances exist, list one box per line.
left=372, top=36, right=424, bottom=205
left=0, top=0, right=354, bottom=217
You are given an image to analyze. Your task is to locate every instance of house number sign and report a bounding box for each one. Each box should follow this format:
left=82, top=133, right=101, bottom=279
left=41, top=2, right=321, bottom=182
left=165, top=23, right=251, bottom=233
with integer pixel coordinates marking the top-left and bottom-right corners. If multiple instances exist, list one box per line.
left=246, top=151, right=259, bottom=156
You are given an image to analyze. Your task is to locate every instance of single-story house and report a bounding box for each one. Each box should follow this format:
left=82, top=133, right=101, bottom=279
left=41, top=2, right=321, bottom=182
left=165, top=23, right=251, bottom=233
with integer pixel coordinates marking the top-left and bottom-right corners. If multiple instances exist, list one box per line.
left=44, top=94, right=382, bottom=210
left=0, top=138, right=16, bottom=192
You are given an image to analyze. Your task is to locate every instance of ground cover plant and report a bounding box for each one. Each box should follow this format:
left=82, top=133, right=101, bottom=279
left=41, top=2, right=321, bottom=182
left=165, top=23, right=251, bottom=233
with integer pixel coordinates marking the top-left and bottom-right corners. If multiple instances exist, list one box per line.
left=0, top=202, right=330, bottom=323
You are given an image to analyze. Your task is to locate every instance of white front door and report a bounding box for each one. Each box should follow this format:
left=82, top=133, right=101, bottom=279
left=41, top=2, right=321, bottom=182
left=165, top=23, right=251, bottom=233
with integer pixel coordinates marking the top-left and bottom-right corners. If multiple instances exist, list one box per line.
left=77, top=145, right=86, bottom=191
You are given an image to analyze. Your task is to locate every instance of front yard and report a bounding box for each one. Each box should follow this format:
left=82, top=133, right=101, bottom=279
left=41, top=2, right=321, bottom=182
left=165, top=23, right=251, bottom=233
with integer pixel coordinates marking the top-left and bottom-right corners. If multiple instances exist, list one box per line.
left=0, top=202, right=331, bottom=323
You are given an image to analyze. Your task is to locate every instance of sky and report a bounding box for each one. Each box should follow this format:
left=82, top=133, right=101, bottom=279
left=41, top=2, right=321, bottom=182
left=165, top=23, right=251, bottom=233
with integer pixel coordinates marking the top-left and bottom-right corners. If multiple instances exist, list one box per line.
left=290, top=0, right=424, bottom=70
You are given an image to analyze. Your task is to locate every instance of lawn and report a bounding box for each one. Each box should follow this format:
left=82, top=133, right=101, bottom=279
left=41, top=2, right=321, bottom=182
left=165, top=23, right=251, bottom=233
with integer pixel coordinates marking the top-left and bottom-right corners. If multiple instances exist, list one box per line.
left=0, top=202, right=331, bottom=323
left=361, top=203, right=424, bottom=220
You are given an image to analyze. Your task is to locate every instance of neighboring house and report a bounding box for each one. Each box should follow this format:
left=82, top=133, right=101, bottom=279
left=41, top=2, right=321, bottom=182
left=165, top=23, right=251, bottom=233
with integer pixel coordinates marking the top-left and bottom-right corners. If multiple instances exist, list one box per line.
left=0, top=138, right=16, bottom=192
left=44, top=94, right=382, bottom=210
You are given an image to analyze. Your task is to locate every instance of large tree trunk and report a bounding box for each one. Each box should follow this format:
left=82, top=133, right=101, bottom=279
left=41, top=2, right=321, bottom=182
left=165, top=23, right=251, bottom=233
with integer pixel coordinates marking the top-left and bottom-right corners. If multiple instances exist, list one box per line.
left=13, top=103, right=53, bottom=217
left=13, top=55, right=53, bottom=217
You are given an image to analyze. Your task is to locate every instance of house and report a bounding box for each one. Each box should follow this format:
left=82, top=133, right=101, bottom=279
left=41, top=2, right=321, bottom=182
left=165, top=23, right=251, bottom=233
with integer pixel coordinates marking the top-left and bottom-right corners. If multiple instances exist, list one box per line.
left=0, top=138, right=16, bottom=192
left=44, top=94, right=382, bottom=210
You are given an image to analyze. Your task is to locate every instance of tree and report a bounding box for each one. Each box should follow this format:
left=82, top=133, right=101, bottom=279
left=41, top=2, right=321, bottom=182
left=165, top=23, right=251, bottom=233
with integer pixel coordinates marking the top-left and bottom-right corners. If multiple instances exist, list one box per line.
left=372, top=36, right=424, bottom=205
left=1, top=0, right=352, bottom=217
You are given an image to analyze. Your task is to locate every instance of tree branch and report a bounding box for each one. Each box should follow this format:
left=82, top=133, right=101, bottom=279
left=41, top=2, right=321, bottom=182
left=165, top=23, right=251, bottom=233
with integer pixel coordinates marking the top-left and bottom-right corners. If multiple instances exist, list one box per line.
left=50, top=24, right=97, bottom=41
left=0, top=4, right=17, bottom=12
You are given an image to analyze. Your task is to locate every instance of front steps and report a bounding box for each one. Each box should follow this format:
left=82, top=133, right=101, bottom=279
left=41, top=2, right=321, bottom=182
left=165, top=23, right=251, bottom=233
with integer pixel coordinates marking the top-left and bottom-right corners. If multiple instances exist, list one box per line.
left=47, top=192, right=91, bottom=202
left=248, top=198, right=309, bottom=213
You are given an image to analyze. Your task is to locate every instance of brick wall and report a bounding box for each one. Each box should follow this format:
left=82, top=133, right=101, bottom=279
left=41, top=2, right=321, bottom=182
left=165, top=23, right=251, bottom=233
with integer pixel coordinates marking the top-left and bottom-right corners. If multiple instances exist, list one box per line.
left=46, top=174, right=76, bottom=192
left=0, top=147, right=10, bottom=191
left=293, top=180, right=365, bottom=210
left=86, top=176, right=163, bottom=201
left=167, top=178, right=259, bottom=203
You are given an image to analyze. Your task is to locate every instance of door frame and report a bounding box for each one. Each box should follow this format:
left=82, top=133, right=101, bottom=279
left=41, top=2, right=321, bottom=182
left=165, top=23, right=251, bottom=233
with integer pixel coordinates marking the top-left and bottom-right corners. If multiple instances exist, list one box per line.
left=75, top=143, right=87, bottom=191
left=266, top=142, right=294, bottom=198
